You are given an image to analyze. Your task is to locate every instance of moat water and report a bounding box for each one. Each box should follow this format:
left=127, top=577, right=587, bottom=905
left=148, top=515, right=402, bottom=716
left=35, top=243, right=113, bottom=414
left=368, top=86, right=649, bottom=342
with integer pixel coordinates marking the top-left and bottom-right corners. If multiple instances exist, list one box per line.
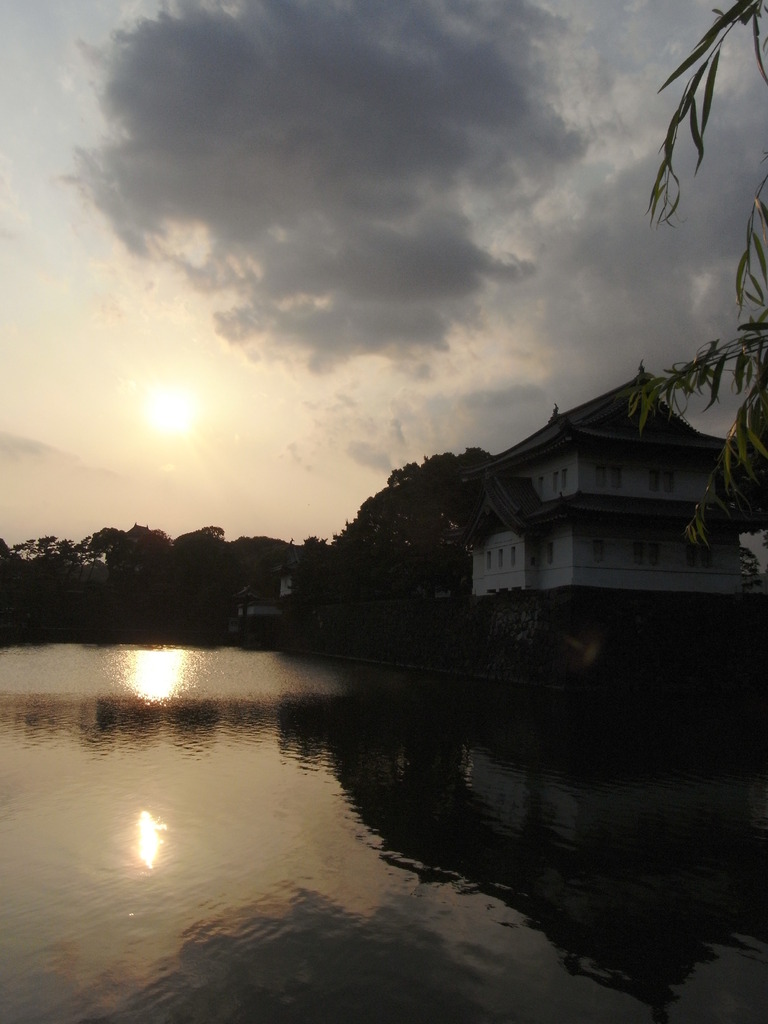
left=0, top=644, right=766, bottom=1023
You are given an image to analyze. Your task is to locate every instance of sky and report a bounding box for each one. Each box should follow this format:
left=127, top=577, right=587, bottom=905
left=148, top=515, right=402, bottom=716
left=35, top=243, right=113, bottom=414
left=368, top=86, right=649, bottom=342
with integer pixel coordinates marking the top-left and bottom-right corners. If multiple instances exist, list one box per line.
left=1, top=0, right=766, bottom=547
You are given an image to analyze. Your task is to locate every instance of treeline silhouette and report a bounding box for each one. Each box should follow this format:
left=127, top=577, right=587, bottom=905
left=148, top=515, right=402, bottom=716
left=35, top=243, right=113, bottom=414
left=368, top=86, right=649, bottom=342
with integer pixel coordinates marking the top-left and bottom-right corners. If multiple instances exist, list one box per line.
left=0, top=449, right=489, bottom=643
left=0, top=526, right=286, bottom=643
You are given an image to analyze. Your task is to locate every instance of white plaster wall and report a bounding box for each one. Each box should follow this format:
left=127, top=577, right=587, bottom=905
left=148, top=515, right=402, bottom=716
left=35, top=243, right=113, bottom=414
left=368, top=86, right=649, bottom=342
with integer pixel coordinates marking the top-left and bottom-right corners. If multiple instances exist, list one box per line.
left=474, top=526, right=743, bottom=594
left=527, top=453, right=579, bottom=501
left=571, top=528, right=742, bottom=593
left=584, top=458, right=710, bottom=502
left=472, top=530, right=526, bottom=594
left=535, top=523, right=575, bottom=589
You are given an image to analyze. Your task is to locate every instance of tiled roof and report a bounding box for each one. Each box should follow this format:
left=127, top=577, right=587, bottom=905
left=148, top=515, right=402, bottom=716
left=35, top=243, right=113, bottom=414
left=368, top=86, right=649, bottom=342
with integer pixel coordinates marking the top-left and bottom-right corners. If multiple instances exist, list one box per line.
left=527, top=492, right=768, bottom=530
left=468, top=374, right=723, bottom=476
left=462, top=475, right=541, bottom=543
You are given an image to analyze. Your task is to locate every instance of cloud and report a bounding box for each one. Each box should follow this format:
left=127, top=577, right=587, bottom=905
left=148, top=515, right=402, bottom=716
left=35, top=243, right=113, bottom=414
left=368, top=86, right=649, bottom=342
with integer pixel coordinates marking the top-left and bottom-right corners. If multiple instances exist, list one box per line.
left=346, top=439, right=392, bottom=474
left=0, top=432, right=70, bottom=461
left=74, top=0, right=582, bottom=368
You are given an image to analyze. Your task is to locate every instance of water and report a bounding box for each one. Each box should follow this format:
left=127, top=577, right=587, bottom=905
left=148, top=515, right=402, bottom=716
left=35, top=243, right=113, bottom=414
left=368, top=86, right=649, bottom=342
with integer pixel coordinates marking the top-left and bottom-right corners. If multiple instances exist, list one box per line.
left=0, top=645, right=766, bottom=1024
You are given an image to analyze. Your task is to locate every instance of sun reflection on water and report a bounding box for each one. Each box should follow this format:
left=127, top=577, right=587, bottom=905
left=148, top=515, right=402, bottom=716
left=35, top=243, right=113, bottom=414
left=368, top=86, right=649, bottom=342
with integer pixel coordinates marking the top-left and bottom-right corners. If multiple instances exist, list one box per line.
left=129, top=648, right=189, bottom=702
left=138, top=811, right=167, bottom=869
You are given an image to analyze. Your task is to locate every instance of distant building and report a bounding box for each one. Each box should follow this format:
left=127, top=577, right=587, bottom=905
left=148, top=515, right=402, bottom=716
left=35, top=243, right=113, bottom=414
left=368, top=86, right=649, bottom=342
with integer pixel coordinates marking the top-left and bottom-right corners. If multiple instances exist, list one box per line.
left=463, top=374, right=768, bottom=594
left=229, top=586, right=282, bottom=647
left=277, top=542, right=303, bottom=598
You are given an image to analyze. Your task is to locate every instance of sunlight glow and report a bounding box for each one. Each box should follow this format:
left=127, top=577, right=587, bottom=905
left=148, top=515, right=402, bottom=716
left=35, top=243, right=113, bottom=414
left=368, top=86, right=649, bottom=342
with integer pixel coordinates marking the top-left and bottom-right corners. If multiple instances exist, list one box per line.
left=138, top=810, right=167, bottom=869
left=129, top=648, right=189, bottom=702
left=146, top=389, right=195, bottom=434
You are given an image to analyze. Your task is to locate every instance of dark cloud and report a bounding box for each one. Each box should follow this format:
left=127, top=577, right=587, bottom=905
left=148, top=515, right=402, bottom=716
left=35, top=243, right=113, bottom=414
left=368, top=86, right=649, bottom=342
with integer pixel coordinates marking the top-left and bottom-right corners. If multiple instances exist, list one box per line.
left=75, top=0, right=582, bottom=366
left=0, top=432, right=66, bottom=461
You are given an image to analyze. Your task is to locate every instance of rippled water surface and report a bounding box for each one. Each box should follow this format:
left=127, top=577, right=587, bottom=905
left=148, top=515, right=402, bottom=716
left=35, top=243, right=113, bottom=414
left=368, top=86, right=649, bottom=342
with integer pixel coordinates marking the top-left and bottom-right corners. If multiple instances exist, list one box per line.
left=1, top=644, right=766, bottom=1023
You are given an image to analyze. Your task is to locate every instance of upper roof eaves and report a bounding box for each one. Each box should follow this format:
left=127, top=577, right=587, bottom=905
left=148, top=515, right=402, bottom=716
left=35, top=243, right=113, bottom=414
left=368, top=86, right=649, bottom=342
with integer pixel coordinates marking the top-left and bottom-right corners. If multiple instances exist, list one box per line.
left=469, top=374, right=724, bottom=475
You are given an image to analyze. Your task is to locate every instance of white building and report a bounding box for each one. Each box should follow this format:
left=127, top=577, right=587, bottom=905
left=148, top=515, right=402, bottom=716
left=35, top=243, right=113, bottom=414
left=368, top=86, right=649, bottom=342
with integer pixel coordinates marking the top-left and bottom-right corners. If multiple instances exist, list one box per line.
left=464, top=375, right=767, bottom=595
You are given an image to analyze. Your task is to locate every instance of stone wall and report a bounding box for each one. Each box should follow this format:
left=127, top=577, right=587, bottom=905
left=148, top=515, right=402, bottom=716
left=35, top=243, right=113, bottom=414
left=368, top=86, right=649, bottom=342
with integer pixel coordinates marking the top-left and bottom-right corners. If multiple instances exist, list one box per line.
left=281, top=588, right=768, bottom=690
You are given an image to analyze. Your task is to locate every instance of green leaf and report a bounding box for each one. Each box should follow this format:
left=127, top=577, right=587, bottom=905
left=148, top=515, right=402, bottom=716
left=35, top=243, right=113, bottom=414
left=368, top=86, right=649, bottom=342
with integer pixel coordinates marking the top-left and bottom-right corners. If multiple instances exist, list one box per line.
left=754, top=232, right=768, bottom=280
left=690, top=99, right=705, bottom=169
left=704, top=354, right=728, bottom=408
left=736, top=249, right=750, bottom=298
left=659, top=1, right=756, bottom=91
left=702, top=48, right=720, bottom=129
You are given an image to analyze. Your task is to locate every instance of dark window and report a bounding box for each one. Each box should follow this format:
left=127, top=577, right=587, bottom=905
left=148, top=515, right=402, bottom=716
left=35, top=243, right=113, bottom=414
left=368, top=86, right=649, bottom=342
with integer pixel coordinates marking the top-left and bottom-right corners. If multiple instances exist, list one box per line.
left=633, top=542, right=644, bottom=564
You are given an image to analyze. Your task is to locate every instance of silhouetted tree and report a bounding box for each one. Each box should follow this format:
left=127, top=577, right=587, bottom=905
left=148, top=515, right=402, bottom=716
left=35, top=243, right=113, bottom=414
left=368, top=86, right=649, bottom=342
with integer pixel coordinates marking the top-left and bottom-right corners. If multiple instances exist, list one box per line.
left=331, top=449, right=489, bottom=600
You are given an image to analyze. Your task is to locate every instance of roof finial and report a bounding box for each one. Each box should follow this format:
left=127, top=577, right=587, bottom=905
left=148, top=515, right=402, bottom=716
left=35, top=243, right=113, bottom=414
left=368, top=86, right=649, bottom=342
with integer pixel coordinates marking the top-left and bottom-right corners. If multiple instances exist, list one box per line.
left=638, top=359, right=645, bottom=375
left=549, top=403, right=559, bottom=422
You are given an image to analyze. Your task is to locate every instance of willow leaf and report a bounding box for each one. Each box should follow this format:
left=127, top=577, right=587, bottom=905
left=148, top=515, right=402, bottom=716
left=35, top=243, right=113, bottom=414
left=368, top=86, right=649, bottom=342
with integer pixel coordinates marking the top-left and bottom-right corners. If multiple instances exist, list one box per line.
left=702, top=48, right=720, bottom=129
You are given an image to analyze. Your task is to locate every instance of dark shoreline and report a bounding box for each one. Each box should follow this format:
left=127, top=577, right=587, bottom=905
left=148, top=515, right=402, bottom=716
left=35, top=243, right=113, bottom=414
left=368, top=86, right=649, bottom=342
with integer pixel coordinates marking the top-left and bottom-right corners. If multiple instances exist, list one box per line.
left=5, top=587, right=767, bottom=691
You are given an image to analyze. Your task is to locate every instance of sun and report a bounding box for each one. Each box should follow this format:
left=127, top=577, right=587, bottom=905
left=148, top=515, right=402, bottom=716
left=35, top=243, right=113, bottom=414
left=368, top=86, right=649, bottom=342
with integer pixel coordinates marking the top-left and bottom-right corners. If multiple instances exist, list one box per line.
left=146, top=389, right=195, bottom=434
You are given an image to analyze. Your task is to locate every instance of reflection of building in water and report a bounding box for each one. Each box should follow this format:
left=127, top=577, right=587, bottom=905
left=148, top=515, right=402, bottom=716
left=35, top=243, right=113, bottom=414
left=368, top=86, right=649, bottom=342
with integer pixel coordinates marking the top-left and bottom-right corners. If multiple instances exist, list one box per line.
left=459, top=745, right=768, bottom=1021
left=466, top=747, right=762, bottom=848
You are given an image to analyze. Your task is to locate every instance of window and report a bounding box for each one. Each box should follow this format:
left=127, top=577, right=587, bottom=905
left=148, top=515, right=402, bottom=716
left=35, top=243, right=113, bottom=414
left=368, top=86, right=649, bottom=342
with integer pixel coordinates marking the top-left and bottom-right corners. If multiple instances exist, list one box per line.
left=538, top=475, right=544, bottom=495
left=649, top=469, right=660, bottom=491
left=596, top=465, right=606, bottom=486
left=685, top=546, right=696, bottom=567
left=486, top=550, right=492, bottom=570
left=561, top=467, right=568, bottom=489
left=610, top=466, right=622, bottom=488
left=497, top=548, right=504, bottom=568
left=633, top=542, right=644, bottom=564
left=510, top=546, right=516, bottom=567
left=546, top=542, right=554, bottom=565
left=649, top=543, right=659, bottom=566
left=663, top=471, right=674, bottom=493
left=593, top=539, right=604, bottom=563
left=553, top=470, right=559, bottom=492
left=701, top=548, right=711, bottom=567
